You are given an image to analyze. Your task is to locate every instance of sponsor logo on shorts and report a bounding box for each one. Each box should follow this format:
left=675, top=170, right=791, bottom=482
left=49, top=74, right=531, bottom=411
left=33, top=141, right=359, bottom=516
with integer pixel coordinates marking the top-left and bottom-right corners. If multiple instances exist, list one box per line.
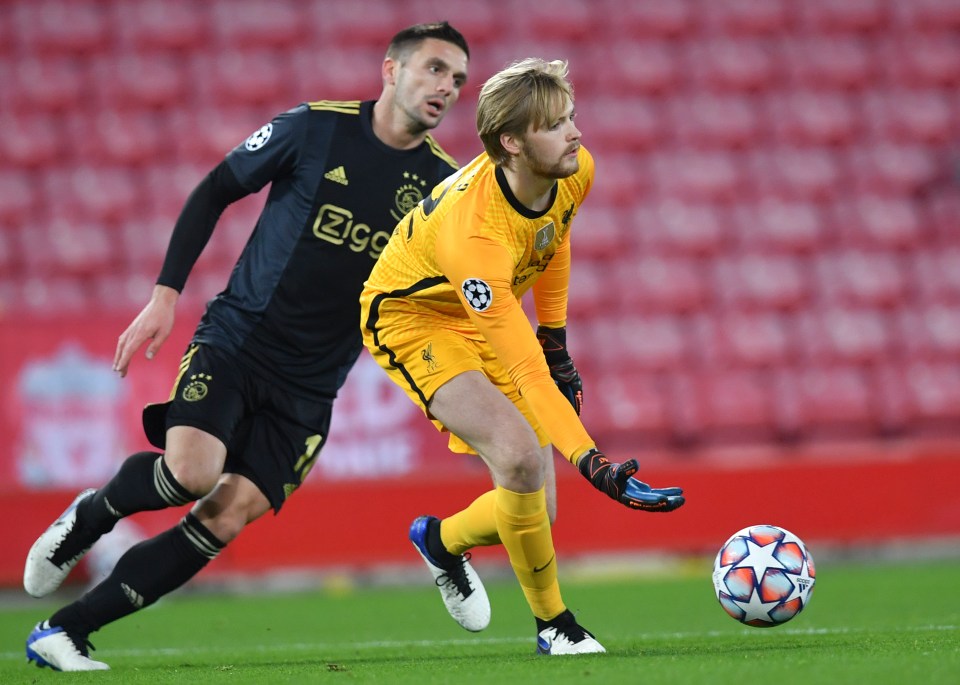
left=182, top=373, right=211, bottom=402
left=461, top=278, right=493, bottom=312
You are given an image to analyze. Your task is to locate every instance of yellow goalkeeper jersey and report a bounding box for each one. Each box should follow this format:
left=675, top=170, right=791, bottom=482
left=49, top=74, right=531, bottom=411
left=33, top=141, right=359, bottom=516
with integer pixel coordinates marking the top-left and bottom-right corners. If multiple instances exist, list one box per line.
left=362, top=146, right=596, bottom=463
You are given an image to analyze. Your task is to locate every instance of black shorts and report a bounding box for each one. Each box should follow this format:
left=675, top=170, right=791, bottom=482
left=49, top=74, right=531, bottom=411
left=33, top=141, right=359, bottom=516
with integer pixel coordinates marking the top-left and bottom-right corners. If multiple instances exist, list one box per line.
left=142, top=344, right=332, bottom=513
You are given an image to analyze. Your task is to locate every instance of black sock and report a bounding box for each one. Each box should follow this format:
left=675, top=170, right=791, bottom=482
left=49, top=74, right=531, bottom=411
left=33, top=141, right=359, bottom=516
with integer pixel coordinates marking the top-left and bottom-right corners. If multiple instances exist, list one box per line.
left=77, top=452, right=196, bottom=537
left=50, top=513, right=225, bottom=636
left=536, top=609, right=575, bottom=632
left=426, top=518, right=460, bottom=566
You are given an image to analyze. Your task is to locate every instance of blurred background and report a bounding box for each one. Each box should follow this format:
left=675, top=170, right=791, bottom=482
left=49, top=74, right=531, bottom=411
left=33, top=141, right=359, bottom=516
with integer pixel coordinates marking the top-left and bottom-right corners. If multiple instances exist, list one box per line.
left=1, top=0, right=959, bottom=592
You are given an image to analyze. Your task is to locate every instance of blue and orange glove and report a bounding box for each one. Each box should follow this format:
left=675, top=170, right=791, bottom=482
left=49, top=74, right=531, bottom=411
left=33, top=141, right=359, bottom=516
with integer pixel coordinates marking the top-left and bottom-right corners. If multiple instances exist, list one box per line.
left=577, top=449, right=685, bottom=512
left=536, top=325, right=583, bottom=415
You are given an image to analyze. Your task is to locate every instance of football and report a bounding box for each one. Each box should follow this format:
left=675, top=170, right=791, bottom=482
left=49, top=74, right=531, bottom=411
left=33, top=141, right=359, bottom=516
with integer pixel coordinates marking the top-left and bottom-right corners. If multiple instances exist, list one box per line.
left=711, top=524, right=816, bottom=627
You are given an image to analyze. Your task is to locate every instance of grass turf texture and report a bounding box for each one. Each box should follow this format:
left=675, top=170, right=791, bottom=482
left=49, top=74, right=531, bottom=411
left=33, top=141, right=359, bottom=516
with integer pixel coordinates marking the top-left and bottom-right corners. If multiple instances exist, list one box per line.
left=0, top=558, right=956, bottom=684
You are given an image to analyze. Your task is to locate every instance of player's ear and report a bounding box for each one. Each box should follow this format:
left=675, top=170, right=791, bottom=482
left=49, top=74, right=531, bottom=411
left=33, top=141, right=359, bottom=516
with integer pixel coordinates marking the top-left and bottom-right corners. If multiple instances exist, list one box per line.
left=382, top=57, right=398, bottom=86
left=500, top=132, right=521, bottom=157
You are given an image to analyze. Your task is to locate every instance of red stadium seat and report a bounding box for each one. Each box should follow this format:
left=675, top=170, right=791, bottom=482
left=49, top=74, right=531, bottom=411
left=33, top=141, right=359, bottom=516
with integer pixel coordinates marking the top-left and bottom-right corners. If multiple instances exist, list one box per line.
left=608, top=0, right=696, bottom=39
left=731, top=199, right=825, bottom=255
left=651, top=150, right=746, bottom=203
left=701, top=0, right=790, bottom=36
left=687, top=39, right=781, bottom=93
left=776, top=364, right=878, bottom=439
left=7, top=56, right=87, bottom=114
left=892, top=0, right=960, bottom=31
left=862, top=89, right=955, bottom=145
left=569, top=204, right=634, bottom=260
left=0, top=171, right=38, bottom=225
left=670, top=94, right=763, bottom=149
left=288, top=44, right=386, bottom=103
left=91, top=52, right=191, bottom=111
left=797, top=0, right=889, bottom=33
left=65, top=110, right=167, bottom=166
left=830, top=196, right=924, bottom=251
left=634, top=199, right=729, bottom=257
left=575, top=96, right=665, bottom=152
left=587, top=315, right=691, bottom=373
left=902, top=360, right=960, bottom=432
left=712, top=253, right=810, bottom=312
left=9, top=0, right=111, bottom=56
left=585, top=370, right=675, bottom=444
left=208, top=0, right=307, bottom=50
left=797, top=307, right=892, bottom=365
left=781, top=35, right=877, bottom=91
left=880, top=34, right=960, bottom=87
left=766, top=91, right=859, bottom=146
left=910, top=247, right=960, bottom=303
left=813, top=251, right=908, bottom=309
left=747, top=147, right=843, bottom=203
left=611, top=255, right=708, bottom=314
left=898, top=303, right=960, bottom=361
left=589, top=42, right=684, bottom=96
left=506, top=0, right=598, bottom=42
left=111, top=0, right=212, bottom=52
left=303, top=0, right=404, bottom=47
left=697, top=310, right=795, bottom=369
left=191, top=49, right=293, bottom=108
left=42, top=166, right=142, bottom=224
left=845, top=143, right=939, bottom=196
left=695, top=368, right=779, bottom=443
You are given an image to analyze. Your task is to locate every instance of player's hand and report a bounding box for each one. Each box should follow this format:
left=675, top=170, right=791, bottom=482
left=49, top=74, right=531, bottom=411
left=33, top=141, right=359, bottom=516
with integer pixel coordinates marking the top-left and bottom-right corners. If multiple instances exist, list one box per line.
left=113, top=285, right=179, bottom=378
left=577, top=449, right=685, bottom=512
left=536, top=325, right=583, bottom=414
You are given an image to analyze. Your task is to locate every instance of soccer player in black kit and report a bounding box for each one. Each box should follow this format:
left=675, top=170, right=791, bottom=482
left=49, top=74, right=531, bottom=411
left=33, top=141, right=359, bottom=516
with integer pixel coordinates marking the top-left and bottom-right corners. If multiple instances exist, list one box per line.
left=23, top=22, right=470, bottom=672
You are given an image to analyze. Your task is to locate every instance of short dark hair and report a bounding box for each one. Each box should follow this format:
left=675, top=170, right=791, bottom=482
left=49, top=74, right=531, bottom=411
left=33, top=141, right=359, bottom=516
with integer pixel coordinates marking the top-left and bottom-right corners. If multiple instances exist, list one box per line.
left=386, top=21, right=469, bottom=61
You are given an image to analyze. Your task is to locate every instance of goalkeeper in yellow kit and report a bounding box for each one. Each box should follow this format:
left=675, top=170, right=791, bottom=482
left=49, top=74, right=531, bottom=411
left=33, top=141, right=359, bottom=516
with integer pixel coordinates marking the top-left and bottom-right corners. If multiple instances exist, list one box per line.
left=360, top=58, right=685, bottom=655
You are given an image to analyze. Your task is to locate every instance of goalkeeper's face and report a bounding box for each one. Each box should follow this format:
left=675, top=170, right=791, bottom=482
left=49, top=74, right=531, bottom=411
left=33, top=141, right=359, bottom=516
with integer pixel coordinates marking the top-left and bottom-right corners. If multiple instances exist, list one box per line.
left=518, top=98, right=581, bottom=180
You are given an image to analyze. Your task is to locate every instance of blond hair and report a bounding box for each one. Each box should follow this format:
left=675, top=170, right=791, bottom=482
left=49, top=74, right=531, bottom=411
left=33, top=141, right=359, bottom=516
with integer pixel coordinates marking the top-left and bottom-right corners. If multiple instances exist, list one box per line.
left=476, top=58, right=573, bottom=166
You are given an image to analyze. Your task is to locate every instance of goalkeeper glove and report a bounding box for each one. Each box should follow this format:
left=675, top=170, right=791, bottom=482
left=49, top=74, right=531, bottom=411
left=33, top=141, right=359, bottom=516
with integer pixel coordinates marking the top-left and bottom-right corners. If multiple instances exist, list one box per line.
left=577, top=449, right=685, bottom=512
left=536, top=325, right=583, bottom=415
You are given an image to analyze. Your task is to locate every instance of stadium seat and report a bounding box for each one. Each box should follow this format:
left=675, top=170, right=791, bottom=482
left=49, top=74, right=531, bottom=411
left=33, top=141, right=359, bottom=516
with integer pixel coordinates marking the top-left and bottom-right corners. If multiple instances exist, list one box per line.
left=766, top=91, right=858, bottom=146
left=845, top=143, right=939, bottom=196
left=730, top=199, right=825, bottom=254
left=670, top=93, right=762, bottom=149
left=798, top=307, right=892, bottom=365
left=701, top=0, right=790, bottom=36
left=781, top=35, right=876, bottom=91
left=303, top=0, right=404, bottom=47
left=898, top=303, right=960, bottom=361
left=712, top=253, right=810, bottom=311
left=699, top=310, right=795, bottom=369
left=9, top=0, right=111, bottom=56
left=862, top=88, right=955, bottom=145
left=633, top=199, right=728, bottom=257
left=747, top=147, right=843, bottom=203
left=585, top=370, right=675, bottom=444
left=589, top=42, right=683, bottom=96
left=569, top=204, right=634, bottom=260
left=506, top=0, right=598, bottom=42
left=575, top=96, right=665, bottom=152
left=0, top=171, right=37, bottom=225
left=902, top=360, right=960, bottom=433
left=607, top=0, right=695, bottom=38
left=208, top=0, right=307, bottom=50
left=7, top=56, right=87, bottom=114
left=288, top=44, right=387, bottom=103
left=797, top=0, right=889, bottom=34
left=777, top=364, right=878, bottom=439
left=651, top=150, right=745, bottom=203
left=831, top=195, right=924, bottom=250
left=192, top=49, right=293, bottom=108
left=587, top=314, right=691, bottom=373
left=91, top=52, right=191, bottom=111
left=111, top=0, right=212, bottom=52
left=694, top=368, right=780, bottom=443
left=66, top=110, right=167, bottom=166
left=881, top=34, right=960, bottom=87
left=892, top=0, right=960, bottom=31
left=909, top=247, right=960, bottom=303
left=686, top=39, right=780, bottom=93
left=812, top=251, right=908, bottom=309
left=611, top=255, right=708, bottom=314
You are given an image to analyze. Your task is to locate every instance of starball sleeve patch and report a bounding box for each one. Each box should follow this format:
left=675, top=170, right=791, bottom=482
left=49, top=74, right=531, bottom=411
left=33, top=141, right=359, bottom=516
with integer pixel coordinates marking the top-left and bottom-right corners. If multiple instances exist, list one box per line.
left=461, top=278, right=493, bottom=312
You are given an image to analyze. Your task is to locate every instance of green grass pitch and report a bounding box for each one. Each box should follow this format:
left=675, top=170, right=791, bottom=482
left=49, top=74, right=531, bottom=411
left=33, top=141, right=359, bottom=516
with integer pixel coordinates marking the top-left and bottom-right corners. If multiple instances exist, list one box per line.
left=0, top=558, right=956, bottom=684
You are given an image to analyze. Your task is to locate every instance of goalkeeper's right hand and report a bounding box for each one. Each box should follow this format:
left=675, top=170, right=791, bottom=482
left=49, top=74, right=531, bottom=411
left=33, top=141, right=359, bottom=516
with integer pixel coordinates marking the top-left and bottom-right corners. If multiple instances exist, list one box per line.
left=577, top=449, right=685, bottom=512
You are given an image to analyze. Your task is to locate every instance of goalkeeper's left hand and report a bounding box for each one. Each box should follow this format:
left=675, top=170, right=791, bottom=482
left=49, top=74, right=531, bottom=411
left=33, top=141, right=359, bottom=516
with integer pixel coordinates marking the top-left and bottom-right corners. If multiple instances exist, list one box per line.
left=537, top=325, right=583, bottom=415
left=577, top=449, right=685, bottom=512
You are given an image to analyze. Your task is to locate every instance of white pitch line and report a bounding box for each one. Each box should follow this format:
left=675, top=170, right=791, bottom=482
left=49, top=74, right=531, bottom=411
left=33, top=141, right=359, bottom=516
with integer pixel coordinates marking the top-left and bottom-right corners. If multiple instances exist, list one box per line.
left=3, top=624, right=954, bottom=661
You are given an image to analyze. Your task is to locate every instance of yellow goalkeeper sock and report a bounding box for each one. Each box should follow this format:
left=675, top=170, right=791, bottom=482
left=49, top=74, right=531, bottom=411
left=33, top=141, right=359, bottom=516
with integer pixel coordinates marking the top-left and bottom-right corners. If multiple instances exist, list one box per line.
left=441, top=490, right=501, bottom=556
left=494, top=485, right=565, bottom=621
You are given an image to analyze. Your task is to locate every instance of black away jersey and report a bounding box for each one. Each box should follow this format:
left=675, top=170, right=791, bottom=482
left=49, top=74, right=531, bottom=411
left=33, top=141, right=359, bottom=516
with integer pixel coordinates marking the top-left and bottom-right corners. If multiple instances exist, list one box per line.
left=193, top=100, right=459, bottom=399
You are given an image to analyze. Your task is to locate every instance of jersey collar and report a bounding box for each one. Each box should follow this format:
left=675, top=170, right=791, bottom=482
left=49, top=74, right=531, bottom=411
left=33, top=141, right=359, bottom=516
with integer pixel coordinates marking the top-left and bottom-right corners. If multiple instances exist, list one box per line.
left=495, top=166, right=558, bottom=219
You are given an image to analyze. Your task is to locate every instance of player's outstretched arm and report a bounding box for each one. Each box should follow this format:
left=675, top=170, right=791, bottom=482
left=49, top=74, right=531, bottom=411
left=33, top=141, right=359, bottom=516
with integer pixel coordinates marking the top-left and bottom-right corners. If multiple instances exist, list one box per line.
left=113, top=284, right=179, bottom=378
left=576, top=448, right=685, bottom=512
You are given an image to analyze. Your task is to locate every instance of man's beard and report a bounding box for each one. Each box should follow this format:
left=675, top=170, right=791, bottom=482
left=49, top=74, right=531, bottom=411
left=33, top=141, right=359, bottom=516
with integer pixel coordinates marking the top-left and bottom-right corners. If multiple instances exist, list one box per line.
left=520, top=141, right=578, bottom=179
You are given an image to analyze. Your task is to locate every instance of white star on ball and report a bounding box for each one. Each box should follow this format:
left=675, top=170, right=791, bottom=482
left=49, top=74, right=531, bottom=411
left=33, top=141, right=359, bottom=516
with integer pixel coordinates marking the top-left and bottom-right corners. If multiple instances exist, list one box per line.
left=784, top=556, right=815, bottom=605
left=734, top=538, right=786, bottom=580
left=733, top=587, right=782, bottom=624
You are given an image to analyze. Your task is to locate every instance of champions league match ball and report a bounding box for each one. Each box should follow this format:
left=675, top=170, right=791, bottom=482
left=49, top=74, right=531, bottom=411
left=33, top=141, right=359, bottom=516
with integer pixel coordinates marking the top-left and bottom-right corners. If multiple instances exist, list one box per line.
left=712, top=524, right=816, bottom=628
